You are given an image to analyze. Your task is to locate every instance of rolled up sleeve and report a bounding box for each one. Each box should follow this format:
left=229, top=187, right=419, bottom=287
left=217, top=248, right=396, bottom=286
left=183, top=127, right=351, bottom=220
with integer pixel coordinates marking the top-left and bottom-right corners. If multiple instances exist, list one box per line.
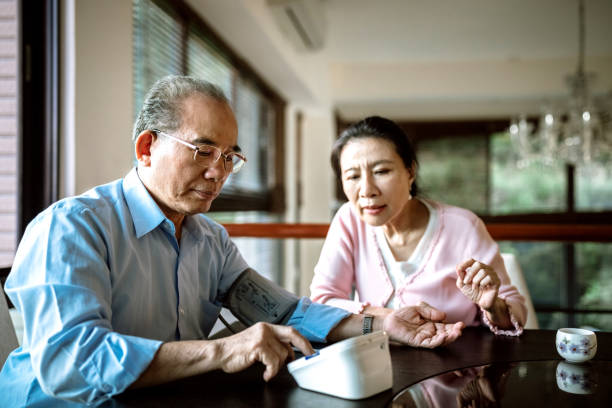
left=286, top=298, right=350, bottom=343
left=6, top=206, right=162, bottom=405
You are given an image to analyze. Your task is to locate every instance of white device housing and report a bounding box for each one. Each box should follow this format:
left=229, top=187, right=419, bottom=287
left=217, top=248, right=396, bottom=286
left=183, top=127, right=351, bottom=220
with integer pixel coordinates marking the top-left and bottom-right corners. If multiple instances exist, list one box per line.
left=287, top=331, right=393, bottom=399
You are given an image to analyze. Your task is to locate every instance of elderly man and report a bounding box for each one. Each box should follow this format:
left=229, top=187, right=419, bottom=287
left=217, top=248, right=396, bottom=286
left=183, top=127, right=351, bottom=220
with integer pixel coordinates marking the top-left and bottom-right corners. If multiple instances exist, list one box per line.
left=0, top=76, right=463, bottom=406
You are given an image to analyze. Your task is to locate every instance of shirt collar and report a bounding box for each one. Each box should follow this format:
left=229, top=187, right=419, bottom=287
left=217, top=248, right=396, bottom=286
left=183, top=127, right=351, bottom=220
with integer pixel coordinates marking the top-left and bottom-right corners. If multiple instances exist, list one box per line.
left=122, top=168, right=214, bottom=239
left=123, top=168, right=169, bottom=238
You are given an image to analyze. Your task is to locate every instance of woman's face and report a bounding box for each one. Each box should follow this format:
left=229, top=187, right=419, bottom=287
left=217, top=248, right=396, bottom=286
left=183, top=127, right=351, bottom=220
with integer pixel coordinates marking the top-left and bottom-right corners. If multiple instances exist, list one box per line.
left=339, top=137, right=415, bottom=227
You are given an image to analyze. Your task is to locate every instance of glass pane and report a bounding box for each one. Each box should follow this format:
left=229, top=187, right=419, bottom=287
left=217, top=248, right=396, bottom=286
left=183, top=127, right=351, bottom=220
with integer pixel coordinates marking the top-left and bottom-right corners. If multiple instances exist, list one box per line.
left=576, top=243, right=612, bottom=311
left=575, top=165, right=612, bottom=211
left=0, top=0, right=18, bottom=268
left=490, top=131, right=567, bottom=214
left=132, top=0, right=184, bottom=118
left=498, top=241, right=564, bottom=311
left=186, top=25, right=233, bottom=101
left=210, top=212, right=282, bottom=283
left=575, top=313, right=612, bottom=331
left=228, top=78, right=267, bottom=192
left=536, top=311, right=568, bottom=330
left=417, top=135, right=488, bottom=214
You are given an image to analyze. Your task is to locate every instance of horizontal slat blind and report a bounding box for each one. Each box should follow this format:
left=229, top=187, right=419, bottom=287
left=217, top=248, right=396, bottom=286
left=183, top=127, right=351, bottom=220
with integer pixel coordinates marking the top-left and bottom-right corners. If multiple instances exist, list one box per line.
left=0, top=0, right=17, bottom=268
left=133, top=0, right=183, bottom=119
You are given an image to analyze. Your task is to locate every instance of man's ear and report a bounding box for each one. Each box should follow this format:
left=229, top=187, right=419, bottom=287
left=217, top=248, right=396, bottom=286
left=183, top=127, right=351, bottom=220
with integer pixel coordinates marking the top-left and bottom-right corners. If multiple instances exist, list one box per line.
left=135, top=130, right=156, bottom=167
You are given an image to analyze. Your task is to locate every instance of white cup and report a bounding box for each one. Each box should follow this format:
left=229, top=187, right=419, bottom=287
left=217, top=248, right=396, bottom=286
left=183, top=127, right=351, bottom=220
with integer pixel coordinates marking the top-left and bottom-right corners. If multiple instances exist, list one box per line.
left=556, top=361, right=597, bottom=394
left=556, top=328, right=597, bottom=363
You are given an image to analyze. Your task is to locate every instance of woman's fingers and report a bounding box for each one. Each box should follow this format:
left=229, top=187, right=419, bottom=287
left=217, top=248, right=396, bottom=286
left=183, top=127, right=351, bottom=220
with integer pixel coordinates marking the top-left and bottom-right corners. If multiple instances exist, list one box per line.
left=472, top=269, right=488, bottom=286
left=456, top=258, right=475, bottom=281
left=480, top=275, right=493, bottom=287
left=463, top=262, right=484, bottom=284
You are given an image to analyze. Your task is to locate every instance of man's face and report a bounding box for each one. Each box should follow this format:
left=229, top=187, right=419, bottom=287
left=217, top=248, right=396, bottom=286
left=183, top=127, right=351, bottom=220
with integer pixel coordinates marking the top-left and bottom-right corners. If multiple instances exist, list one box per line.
left=143, top=94, right=239, bottom=221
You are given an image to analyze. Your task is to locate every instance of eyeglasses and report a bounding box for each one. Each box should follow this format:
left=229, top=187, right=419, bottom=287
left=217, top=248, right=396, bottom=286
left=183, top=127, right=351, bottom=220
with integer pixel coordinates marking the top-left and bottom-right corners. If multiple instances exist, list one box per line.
left=153, top=129, right=247, bottom=174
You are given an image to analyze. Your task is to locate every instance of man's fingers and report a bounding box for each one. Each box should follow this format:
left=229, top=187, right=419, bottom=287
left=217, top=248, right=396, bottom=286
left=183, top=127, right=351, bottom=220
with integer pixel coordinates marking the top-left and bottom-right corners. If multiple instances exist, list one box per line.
left=259, top=347, right=284, bottom=382
left=417, top=301, right=446, bottom=322
left=269, top=324, right=314, bottom=356
left=285, top=342, right=296, bottom=362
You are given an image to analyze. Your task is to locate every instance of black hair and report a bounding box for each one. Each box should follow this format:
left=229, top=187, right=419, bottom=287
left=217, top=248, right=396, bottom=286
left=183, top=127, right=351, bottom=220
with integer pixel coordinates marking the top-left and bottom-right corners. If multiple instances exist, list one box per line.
left=331, top=116, right=419, bottom=196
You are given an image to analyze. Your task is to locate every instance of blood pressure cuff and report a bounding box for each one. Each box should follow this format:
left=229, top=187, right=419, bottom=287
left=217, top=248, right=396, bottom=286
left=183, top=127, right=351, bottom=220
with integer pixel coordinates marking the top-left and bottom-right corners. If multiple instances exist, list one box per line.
left=225, top=268, right=299, bottom=326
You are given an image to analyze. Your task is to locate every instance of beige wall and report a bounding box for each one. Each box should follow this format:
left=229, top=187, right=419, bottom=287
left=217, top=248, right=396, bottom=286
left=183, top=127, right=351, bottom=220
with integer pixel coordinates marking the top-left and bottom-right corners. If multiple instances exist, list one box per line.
left=62, top=0, right=134, bottom=196
left=297, top=110, right=336, bottom=296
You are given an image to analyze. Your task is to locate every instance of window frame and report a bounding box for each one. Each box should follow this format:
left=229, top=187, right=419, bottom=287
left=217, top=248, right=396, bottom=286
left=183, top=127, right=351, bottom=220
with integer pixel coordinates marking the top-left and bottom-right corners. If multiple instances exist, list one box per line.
left=0, top=0, right=59, bottom=286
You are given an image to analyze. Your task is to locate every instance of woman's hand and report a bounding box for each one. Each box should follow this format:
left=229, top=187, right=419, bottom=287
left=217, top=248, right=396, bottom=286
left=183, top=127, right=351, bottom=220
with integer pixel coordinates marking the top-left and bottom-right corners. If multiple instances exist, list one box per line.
left=382, top=301, right=464, bottom=348
left=455, top=259, right=500, bottom=311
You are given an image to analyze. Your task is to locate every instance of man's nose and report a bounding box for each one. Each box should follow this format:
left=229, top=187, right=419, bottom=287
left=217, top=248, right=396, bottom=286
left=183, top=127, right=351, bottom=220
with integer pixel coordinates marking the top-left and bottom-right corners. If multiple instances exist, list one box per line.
left=204, top=158, right=228, bottom=182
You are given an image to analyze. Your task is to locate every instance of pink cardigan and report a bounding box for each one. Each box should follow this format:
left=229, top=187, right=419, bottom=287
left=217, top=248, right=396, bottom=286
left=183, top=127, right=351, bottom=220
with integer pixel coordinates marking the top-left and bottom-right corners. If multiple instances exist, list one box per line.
left=310, top=200, right=526, bottom=335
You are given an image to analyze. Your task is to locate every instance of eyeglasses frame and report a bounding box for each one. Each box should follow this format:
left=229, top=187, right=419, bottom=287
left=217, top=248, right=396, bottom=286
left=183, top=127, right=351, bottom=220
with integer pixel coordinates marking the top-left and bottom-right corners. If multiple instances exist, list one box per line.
left=152, top=129, right=247, bottom=174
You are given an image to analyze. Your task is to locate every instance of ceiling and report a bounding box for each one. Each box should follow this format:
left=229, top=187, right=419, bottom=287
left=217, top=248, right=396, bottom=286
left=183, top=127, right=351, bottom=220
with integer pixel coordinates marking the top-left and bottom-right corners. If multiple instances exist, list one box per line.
left=188, top=0, right=612, bottom=120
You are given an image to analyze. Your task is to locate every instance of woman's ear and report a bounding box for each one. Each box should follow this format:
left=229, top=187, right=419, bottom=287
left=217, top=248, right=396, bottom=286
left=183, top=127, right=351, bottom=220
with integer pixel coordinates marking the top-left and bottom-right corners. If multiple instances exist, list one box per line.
left=135, top=130, right=156, bottom=167
left=409, top=161, right=418, bottom=180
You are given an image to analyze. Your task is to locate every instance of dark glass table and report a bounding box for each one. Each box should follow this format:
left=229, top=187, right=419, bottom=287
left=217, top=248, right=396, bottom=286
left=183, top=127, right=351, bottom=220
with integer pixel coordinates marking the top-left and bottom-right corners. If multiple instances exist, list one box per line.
left=391, top=360, right=611, bottom=407
left=107, top=328, right=612, bottom=407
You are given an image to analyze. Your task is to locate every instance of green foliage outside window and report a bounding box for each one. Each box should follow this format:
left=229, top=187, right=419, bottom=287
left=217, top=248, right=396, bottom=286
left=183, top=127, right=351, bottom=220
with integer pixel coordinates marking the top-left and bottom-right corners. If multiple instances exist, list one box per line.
left=490, top=133, right=566, bottom=214
left=417, top=136, right=487, bottom=214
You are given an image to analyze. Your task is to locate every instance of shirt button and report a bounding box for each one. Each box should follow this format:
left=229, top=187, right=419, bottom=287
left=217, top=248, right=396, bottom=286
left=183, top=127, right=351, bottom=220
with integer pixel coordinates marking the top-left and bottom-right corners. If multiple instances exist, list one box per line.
left=179, top=307, right=185, bottom=315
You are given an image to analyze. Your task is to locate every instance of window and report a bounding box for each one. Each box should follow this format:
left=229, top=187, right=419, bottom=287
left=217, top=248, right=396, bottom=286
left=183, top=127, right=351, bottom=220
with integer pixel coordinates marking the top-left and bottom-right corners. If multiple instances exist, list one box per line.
left=0, top=0, right=17, bottom=272
left=418, top=135, right=489, bottom=214
left=133, top=0, right=284, bottom=213
left=2, top=0, right=59, bottom=288
left=490, top=132, right=567, bottom=214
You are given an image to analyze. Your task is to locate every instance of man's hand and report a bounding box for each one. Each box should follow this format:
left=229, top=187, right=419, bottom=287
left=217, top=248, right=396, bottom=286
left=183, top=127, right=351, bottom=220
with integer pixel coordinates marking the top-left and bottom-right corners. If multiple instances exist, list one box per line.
left=216, top=322, right=314, bottom=382
left=456, top=259, right=501, bottom=311
left=382, top=302, right=464, bottom=348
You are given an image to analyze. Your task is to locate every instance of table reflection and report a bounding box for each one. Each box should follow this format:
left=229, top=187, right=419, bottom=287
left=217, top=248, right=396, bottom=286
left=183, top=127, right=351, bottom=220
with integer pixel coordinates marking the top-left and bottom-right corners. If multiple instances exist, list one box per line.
left=390, top=360, right=610, bottom=408
left=555, top=361, right=597, bottom=395
left=391, top=364, right=512, bottom=408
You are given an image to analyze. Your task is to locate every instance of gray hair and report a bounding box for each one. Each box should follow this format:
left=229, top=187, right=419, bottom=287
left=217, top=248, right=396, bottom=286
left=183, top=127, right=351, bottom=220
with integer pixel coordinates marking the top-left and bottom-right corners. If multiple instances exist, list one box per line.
left=132, top=75, right=229, bottom=142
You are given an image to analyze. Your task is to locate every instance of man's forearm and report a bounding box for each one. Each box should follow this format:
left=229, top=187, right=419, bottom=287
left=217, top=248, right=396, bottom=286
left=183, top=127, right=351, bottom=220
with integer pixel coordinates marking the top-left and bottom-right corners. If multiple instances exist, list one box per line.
left=130, top=340, right=220, bottom=389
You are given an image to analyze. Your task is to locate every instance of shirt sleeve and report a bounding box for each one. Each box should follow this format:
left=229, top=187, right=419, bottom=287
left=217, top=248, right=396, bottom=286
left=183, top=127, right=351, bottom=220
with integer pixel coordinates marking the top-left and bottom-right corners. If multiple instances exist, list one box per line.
left=5, top=206, right=162, bottom=405
left=286, top=298, right=351, bottom=343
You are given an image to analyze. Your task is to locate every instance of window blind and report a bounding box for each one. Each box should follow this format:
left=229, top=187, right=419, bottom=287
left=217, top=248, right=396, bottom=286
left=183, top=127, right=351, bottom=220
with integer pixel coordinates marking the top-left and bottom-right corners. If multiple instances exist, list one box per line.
left=0, top=0, right=17, bottom=268
left=133, top=0, right=183, bottom=119
left=133, top=0, right=284, bottom=212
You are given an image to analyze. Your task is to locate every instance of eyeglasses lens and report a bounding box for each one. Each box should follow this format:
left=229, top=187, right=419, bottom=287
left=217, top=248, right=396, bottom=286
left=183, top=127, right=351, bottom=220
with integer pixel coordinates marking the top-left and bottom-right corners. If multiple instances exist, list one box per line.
left=193, top=146, right=245, bottom=174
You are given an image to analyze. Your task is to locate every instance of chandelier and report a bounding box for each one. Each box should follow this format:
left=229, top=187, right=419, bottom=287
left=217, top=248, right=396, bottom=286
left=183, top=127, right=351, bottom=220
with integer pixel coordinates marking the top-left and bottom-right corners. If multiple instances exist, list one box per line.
left=509, top=0, right=612, bottom=171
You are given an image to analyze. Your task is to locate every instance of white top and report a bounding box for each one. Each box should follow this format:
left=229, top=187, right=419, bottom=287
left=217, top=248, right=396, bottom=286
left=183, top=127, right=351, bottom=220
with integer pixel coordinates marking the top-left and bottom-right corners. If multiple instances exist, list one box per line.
left=374, top=198, right=438, bottom=309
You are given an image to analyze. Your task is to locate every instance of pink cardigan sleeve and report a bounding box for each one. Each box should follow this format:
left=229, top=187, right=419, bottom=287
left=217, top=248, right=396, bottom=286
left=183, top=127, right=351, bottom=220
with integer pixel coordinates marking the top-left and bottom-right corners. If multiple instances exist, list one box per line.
left=310, top=205, right=368, bottom=314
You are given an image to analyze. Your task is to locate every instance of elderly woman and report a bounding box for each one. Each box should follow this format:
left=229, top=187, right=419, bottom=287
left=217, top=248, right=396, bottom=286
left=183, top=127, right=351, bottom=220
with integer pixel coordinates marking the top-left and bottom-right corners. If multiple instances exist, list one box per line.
left=310, top=116, right=526, bottom=336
